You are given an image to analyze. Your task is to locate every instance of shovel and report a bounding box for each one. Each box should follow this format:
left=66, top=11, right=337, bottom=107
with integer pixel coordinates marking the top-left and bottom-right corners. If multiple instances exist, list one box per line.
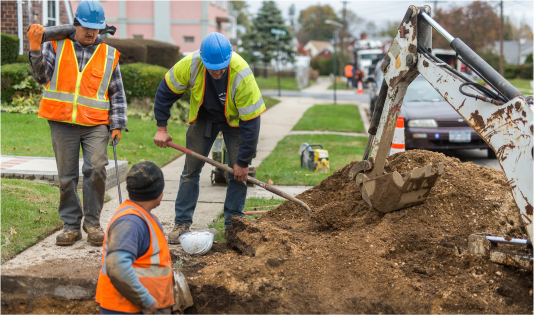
left=110, top=135, right=122, bottom=204
left=167, top=141, right=312, bottom=217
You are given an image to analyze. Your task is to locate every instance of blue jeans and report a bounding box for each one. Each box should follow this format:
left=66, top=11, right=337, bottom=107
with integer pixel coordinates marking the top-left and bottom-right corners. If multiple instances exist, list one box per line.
left=175, top=119, right=247, bottom=228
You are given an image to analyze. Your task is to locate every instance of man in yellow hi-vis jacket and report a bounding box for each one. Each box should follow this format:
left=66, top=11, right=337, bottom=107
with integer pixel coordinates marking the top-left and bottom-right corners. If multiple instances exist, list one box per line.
left=153, top=32, right=265, bottom=244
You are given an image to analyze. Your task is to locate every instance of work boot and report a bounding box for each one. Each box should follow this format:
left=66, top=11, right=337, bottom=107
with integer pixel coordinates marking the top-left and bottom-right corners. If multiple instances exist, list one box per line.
left=168, top=224, right=190, bottom=244
left=56, top=229, right=82, bottom=246
left=83, top=224, right=105, bottom=246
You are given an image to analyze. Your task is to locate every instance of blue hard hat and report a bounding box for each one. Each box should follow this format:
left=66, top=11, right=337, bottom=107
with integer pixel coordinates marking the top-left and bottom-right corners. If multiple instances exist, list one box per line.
left=75, top=0, right=106, bottom=30
left=200, top=33, right=233, bottom=70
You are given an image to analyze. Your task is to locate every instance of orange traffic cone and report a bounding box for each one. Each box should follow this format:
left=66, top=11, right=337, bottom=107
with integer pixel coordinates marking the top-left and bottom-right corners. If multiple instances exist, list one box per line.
left=389, top=116, right=405, bottom=156
left=357, top=80, right=364, bottom=94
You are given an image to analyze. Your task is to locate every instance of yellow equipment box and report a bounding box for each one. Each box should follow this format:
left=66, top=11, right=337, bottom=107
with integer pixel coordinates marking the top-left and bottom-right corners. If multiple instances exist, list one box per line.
left=299, top=143, right=330, bottom=173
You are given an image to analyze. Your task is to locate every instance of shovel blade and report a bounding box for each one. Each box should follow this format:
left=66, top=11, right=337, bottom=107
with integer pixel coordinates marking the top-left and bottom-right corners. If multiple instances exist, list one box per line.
left=355, top=163, right=444, bottom=213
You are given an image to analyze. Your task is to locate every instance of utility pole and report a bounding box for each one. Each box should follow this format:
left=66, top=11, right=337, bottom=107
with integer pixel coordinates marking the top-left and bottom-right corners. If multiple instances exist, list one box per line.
left=499, top=0, right=504, bottom=75
left=434, top=1, right=437, bottom=11
left=339, top=1, right=347, bottom=78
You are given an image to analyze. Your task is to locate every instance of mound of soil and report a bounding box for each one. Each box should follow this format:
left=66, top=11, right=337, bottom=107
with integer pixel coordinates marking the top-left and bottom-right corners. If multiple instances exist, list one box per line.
left=184, top=150, right=532, bottom=314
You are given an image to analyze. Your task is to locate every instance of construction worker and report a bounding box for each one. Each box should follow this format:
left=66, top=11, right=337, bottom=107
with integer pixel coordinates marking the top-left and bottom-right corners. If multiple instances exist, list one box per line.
left=153, top=32, right=265, bottom=242
left=27, top=0, right=127, bottom=246
left=344, top=64, right=355, bottom=88
left=95, top=161, right=174, bottom=314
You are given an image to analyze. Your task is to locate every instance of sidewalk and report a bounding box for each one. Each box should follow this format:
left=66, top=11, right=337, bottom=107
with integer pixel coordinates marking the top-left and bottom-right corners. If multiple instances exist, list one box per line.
left=1, top=96, right=325, bottom=297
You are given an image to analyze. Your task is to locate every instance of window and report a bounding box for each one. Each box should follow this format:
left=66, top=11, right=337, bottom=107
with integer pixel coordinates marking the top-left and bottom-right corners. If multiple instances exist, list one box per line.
left=42, top=0, right=60, bottom=27
left=222, top=1, right=227, bottom=10
left=184, top=36, right=194, bottom=43
left=133, top=34, right=144, bottom=39
left=211, top=0, right=216, bottom=5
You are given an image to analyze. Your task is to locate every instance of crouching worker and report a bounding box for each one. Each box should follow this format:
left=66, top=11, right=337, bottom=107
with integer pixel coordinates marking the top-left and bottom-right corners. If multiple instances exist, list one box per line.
left=96, top=161, right=174, bottom=314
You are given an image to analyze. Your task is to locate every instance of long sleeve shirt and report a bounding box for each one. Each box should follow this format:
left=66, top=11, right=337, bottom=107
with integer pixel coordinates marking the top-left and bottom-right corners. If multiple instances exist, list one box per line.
left=29, top=33, right=127, bottom=131
left=154, top=75, right=260, bottom=168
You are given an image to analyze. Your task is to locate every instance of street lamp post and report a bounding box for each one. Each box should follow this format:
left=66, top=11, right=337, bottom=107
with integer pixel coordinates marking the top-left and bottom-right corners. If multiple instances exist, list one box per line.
left=325, top=20, right=343, bottom=105
left=271, top=28, right=287, bottom=97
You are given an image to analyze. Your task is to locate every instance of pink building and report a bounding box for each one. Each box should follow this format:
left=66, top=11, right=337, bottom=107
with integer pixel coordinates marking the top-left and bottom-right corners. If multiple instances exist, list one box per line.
left=71, top=1, right=238, bottom=54
left=2, top=0, right=237, bottom=55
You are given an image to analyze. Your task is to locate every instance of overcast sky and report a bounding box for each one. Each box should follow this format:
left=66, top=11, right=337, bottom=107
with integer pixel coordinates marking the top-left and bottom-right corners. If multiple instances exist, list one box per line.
left=246, top=0, right=534, bottom=34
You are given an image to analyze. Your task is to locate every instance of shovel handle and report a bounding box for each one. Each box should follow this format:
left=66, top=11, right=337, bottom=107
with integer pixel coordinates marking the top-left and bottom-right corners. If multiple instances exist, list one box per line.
left=167, top=141, right=312, bottom=217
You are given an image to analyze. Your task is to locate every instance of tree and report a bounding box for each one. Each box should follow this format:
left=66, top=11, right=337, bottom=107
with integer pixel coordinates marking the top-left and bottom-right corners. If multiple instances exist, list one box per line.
left=240, top=1, right=294, bottom=76
left=380, top=20, right=401, bottom=38
left=296, top=5, right=339, bottom=45
left=432, top=2, right=500, bottom=52
left=230, top=1, right=251, bottom=34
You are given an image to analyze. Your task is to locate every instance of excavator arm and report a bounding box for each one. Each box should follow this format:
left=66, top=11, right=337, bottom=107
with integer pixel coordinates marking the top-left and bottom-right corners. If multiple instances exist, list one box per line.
left=353, top=6, right=533, bottom=248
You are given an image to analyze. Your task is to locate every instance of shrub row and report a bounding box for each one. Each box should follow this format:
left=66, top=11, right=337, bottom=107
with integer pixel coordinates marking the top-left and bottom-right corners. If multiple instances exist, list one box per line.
left=504, top=63, right=533, bottom=80
left=2, top=33, right=20, bottom=65
left=103, top=38, right=181, bottom=69
left=1, top=63, right=32, bottom=103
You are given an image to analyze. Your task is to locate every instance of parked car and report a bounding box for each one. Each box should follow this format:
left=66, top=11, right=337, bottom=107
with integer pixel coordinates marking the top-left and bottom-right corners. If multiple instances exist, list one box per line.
left=369, top=75, right=491, bottom=155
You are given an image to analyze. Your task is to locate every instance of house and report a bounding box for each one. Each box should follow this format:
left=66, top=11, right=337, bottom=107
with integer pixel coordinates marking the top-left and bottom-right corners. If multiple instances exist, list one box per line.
left=2, top=1, right=238, bottom=55
left=491, top=40, right=534, bottom=65
left=303, top=40, right=333, bottom=58
left=1, top=0, right=73, bottom=54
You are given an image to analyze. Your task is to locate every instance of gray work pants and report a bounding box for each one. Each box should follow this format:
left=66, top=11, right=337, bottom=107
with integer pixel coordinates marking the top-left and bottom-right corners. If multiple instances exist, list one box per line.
left=48, top=121, right=109, bottom=230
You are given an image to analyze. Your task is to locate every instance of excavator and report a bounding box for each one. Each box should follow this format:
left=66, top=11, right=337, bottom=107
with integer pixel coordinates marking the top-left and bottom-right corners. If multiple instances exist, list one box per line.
left=350, top=6, right=533, bottom=270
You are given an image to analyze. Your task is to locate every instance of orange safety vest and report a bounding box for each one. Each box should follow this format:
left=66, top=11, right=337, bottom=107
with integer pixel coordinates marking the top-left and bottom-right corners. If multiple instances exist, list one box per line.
left=38, top=38, right=120, bottom=126
left=95, top=200, right=175, bottom=313
left=344, top=65, right=354, bottom=77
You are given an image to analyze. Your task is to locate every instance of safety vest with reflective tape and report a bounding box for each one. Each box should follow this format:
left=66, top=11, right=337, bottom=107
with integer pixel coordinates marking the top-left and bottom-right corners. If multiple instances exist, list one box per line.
left=344, top=65, right=354, bottom=77
left=165, top=51, right=265, bottom=127
left=95, top=200, right=175, bottom=313
left=38, top=39, right=120, bottom=126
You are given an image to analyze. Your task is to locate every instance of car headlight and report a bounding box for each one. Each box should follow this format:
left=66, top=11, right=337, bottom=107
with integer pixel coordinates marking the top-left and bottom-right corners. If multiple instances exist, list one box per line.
left=407, top=119, right=438, bottom=128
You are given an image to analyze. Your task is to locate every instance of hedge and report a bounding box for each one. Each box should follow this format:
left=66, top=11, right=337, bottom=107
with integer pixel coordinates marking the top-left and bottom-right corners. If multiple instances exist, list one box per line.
left=1, top=63, right=32, bottom=103
left=15, top=54, right=28, bottom=63
left=1, top=33, right=19, bottom=65
left=120, top=63, right=168, bottom=102
left=134, top=39, right=181, bottom=69
left=103, top=38, right=148, bottom=64
left=503, top=63, right=533, bottom=80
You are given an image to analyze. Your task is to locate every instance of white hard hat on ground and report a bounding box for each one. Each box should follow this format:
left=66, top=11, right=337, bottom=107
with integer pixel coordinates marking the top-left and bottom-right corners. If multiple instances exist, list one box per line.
left=179, top=229, right=217, bottom=255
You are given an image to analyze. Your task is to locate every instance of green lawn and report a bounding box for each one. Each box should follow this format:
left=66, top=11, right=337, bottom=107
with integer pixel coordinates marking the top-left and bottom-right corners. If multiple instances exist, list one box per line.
left=508, top=78, right=533, bottom=95
left=292, top=104, right=365, bottom=133
left=1, top=113, right=188, bottom=169
left=256, top=134, right=367, bottom=186
left=1, top=179, right=82, bottom=262
left=264, top=96, right=280, bottom=110
left=256, top=77, right=300, bottom=90
left=328, top=83, right=354, bottom=90
left=208, top=197, right=285, bottom=243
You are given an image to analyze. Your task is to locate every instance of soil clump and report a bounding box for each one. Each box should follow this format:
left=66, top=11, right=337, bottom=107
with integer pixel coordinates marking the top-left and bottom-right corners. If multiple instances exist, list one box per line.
left=185, top=150, right=533, bottom=314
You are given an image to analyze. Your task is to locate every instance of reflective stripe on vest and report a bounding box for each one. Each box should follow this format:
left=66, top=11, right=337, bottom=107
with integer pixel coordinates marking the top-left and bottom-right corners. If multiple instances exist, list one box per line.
left=167, top=66, right=188, bottom=91
left=189, top=50, right=200, bottom=88
left=238, top=96, right=265, bottom=116
left=231, top=67, right=253, bottom=106
left=49, top=40, right=65, bottom=91
left=97, top=46, right=116, bottom=100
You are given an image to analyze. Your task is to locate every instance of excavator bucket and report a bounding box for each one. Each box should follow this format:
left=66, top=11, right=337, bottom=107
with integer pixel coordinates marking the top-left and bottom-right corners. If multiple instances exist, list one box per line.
left=355, top=163, right=444, bottom=213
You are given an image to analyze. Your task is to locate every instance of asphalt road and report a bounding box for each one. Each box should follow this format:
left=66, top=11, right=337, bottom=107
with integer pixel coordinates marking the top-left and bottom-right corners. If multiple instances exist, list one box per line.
left=266, top=89, right=502, bottom=171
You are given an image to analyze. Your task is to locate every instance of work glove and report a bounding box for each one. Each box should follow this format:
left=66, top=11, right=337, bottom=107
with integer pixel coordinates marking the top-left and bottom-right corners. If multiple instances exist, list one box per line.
left=110, top=129, right=121, bottom=145
left=27, top=24, right=45, bottom=50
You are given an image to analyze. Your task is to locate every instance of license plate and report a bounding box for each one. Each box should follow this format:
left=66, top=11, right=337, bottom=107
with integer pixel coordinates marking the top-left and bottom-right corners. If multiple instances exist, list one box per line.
left=449, top=131, right=471, bottom=142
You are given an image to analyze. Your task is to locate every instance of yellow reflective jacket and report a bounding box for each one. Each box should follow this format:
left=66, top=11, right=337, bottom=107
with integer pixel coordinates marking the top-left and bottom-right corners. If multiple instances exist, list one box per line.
left=164, top=51, right=265, bottom=127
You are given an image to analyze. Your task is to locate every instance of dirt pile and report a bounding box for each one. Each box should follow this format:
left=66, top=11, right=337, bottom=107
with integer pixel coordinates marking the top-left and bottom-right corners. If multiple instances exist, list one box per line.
left=184, top=150, right=532, bottom=314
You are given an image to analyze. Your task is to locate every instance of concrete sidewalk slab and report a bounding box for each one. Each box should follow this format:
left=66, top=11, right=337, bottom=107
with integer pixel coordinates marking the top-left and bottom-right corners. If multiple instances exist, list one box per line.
left=1, top=155, right=128, bottom=190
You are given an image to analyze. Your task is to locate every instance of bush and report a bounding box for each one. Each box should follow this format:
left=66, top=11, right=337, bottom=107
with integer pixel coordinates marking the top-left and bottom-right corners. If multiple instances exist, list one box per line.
left=15, top=54, right=28, bottom=63
left=518, top=63, right=533, bottom=80
left=120, top=63, right=168, bottom=101
left=525, top=53, right=533, bottom=64
left=1, top=33, right=19, bottom=65
left=103, top=38, right=147, bottom=64
left=477, top=47, right=501, bottom=72
left=1, top=63, right=33, bottom=102
left=504, top=64, right=519, bottom=79
left=134, top=39, right=181, bottom=69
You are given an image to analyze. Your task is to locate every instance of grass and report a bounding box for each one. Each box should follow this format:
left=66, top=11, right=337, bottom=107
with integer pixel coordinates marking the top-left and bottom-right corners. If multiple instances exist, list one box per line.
left=256, top=77, right=300, bottom=90
left=1, top=113, right=188, bottom=169
left=264, top=96, right=281, bottom=110
left=292, top=104, right=365, bottom=133
left=256, top=134, right=367, bottom=186
left=327, top=83, right=354, bottom=90
left=208, top=197, right=285, bottom=243
left=0, top=179, right=83, bottom=262
left=507, top=78, right=533, bottom=95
